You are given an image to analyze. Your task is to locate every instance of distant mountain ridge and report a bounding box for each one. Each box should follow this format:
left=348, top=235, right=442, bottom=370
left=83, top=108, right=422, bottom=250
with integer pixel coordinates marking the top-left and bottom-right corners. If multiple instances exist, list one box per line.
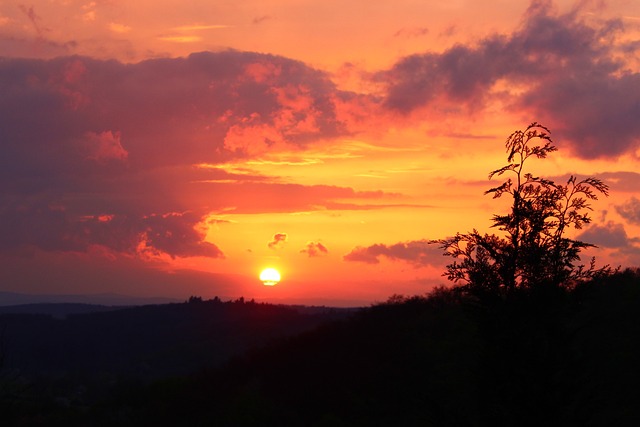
left=0, top=297, right=356, bottom=383
left=0, top=303, right=125, bottom=318
left=0, top=291, right=181, bottom=307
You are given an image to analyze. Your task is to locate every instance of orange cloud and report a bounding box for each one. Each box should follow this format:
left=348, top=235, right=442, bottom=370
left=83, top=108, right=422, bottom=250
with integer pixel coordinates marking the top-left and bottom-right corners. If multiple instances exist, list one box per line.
left=268, top=233, right=288, bottom=249
left=109, top=23, right=131, bottom=33
left=158, top=35, right=203, bottom=43
left=301, top=241, right=329, bottom=257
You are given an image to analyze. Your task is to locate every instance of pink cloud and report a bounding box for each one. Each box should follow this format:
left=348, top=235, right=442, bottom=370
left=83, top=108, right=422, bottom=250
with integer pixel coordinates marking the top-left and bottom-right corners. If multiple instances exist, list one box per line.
left=243, top=61, right=281, bottom=83
left=84, top=130, right=128, bottom=161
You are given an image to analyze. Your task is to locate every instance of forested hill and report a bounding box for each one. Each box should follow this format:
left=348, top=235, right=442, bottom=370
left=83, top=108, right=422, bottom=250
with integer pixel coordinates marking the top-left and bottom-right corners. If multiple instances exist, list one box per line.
left=0, top=298, right=353, bottom=382
left=2, top=270, right=640, bottom=426
left=97, top=270, right=640, bottom=426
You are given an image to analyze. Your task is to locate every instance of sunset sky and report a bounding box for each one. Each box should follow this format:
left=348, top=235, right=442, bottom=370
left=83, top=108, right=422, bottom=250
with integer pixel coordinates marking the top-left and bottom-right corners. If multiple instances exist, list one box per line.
left=1, top=0, right=639, bottom=305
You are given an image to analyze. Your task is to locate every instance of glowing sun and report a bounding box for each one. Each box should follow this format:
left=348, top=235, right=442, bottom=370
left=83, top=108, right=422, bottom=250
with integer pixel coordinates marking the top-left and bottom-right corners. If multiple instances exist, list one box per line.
left=260, top=268, right=281, bottom=286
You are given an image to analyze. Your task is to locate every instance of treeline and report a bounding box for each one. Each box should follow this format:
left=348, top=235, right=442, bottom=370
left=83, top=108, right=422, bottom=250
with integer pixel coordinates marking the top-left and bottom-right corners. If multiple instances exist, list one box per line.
left=7, top=268, right=637, bottom=426
left=0, top=297, right=352, bottom=423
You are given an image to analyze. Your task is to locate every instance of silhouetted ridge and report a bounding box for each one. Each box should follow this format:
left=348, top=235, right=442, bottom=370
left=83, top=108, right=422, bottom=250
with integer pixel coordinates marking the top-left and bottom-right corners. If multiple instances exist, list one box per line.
left=68, top=270, right=638, bottom=427
left=0, top=297, right=350, bottom=411
left=2, top=272, right=640, bottom=425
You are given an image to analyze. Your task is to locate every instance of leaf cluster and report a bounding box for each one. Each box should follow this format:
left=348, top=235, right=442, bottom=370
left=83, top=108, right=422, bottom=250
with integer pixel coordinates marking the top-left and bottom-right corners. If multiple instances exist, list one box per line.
left=434, top=123, right=612, bottom=296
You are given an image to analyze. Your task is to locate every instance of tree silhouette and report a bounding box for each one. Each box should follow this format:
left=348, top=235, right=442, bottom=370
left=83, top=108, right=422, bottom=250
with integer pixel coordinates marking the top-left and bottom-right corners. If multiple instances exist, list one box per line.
left=435, top=123, right=612, bottom=297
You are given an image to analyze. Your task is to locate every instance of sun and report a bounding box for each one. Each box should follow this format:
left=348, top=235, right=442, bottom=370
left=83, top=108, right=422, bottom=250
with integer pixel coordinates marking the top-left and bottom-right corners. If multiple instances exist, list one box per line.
left=260, top=268, right=281, bottom=286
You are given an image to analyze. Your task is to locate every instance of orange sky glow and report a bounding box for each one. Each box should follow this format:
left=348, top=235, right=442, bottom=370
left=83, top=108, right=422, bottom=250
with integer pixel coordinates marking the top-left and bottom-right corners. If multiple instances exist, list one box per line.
left=1, top=0, right=639, bottom=305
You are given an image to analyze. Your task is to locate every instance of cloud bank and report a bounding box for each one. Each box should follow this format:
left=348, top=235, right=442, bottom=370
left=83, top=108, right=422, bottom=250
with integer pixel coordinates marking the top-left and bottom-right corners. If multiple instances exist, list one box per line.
left=0, top=51, right=365, bottom=259
left=379, top=0, right=640, bottom=158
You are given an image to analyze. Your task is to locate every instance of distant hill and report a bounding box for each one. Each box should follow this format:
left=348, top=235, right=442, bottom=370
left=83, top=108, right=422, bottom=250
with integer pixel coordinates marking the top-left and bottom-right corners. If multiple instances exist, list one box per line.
left=0, top=298, right=354, bottom=382
left=88, top=270, right=640, bottom=426
left=0, top=291, right=181, bottom=307
left=0, top=303, right=123, bottom=319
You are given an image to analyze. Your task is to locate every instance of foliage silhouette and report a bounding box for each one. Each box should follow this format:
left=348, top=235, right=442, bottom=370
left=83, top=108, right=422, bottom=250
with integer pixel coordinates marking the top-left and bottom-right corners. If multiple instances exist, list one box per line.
left=1, top=271, right=640, bottom=426
left=434, top=123, right=612, bottom=297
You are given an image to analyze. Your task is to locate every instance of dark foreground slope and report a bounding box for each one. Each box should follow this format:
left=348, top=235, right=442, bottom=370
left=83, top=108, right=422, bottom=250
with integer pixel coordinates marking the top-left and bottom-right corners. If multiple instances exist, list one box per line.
left=0, top=298, right=351, bottom=380
left=0, top=297, right=352, bottom=424
left=3, top=270, right=640, bottom=426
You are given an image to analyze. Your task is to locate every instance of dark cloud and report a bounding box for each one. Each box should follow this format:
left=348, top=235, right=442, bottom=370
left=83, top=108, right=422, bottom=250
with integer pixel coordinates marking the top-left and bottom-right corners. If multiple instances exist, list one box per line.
left=0, top=51, right=347, bottom=190
left=521, top=67, right=640, bottom=159
left=301, top=241, right=328, bottom=257
left=616, top=197, right=640, bottom=225
left=595, top=172, right=640, bottom=193
left=0, top=201, right=223, bottom=259
left=379, top=0, right=640, bottom=158
left=578, top=221, right=632, bottom=249
left=577, top=221, right=640, bottom=266
left=135, top=212, right=224, bottom=259
left=268, top=233, right=288, bottom=250
left=0, top=250, right=244, bottom=299
left=343, top=240, right=445, bottom=267
left=0, top=51, right=356, bottom=258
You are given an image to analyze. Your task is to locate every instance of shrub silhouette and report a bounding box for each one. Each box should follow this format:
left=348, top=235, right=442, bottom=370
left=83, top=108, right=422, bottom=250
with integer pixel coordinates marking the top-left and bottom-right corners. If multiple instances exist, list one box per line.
left=434, top=123, right=612, bottom=298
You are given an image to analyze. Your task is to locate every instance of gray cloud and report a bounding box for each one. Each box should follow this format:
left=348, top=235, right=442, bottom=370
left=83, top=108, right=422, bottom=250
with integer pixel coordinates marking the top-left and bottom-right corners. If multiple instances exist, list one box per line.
left=343, top=240, right=445, bottom=267
left=379, top=0, right=640, bottom=158
left=595, top=172, right=640, bottom=193
left=578, top=221, right=632, bottom=249
left=616, top=197, right=640, bottom=225
left=577, top=221, right=640, bottom=266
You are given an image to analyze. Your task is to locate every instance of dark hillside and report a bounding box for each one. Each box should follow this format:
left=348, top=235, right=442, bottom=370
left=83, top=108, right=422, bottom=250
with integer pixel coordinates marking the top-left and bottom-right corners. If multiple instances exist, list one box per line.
left=0, top=298, right=350, bottom=380
left=0, top=297, right=352, bottom=424
left=2, top=271, right=640, bottom=426
left=0, top=303, right=122, bottom=318
left=82, top=270, right=640, bottom=427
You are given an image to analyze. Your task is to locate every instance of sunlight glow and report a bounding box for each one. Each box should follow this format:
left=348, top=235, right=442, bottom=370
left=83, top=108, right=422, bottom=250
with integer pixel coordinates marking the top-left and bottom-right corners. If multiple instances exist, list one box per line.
left=260, top=268, right=281, bottom=286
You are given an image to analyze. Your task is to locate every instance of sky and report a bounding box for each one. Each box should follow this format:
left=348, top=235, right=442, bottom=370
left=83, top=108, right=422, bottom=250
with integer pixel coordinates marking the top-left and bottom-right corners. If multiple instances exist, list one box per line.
left=1, top=0, right=639, bottom=306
